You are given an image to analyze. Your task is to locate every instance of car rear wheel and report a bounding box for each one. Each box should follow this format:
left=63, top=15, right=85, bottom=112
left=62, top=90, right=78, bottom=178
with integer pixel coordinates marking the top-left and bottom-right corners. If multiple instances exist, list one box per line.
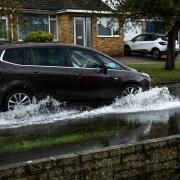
left=4, top=90, right=32, bottom=111
left=124, top=46, right=131, bottom=56
left=120, top=84, right=141, bottom=97
left=152, top=49, right=161, bottom=59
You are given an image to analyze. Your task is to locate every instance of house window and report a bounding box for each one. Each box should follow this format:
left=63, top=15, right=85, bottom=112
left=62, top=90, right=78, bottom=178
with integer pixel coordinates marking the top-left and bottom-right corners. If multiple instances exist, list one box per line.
left=49, top=15, right=58, bottom=41
left=146, top=21, right=165, bottom=34
left=97, top=17, right=119, bottom=37
left=0, top=16, right=8, bottom=41
left=18, top=14, right=58, bottom=41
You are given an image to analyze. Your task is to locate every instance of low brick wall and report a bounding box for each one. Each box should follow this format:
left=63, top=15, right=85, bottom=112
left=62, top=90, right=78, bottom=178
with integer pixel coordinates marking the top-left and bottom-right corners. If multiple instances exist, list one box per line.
left=0, top=135, right=180, bottom=179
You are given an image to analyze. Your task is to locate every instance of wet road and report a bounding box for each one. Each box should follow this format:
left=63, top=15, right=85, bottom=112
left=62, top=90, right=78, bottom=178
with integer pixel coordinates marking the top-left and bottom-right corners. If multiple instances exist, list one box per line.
left=0, top=84, right=180, bottom=167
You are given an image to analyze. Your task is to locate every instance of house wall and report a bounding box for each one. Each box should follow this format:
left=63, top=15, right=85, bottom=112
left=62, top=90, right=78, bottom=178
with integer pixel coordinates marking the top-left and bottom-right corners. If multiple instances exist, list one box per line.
left=92, top=17, right=124, bottom=57
left=58, top=14, right=74, bottom=44
left=124, top=20, right=146, bottom=41
left=58, top=13, right=124, bottom=57
left=0, top=135, right=180, bottom=179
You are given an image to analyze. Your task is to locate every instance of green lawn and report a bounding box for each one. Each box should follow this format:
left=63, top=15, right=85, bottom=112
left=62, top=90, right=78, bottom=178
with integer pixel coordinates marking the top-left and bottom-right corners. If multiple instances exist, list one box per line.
left=128, top=61, right=180, bottom=84
left=0, top=121, right=140, bottom=156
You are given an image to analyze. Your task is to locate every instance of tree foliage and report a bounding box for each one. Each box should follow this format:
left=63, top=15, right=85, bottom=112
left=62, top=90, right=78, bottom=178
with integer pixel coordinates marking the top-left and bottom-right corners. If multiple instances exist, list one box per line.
left=0, top=0, right=22, bottom=43
left=105, top=0, right=180, bottom=70
left=24, top=31, right=53, bottom=43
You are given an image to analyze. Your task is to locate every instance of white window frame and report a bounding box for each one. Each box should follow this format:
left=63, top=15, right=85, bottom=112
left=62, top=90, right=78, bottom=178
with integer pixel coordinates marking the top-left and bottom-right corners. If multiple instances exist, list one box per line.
left=48, top=15, right=58, bottom=41
left=18, top=14, right=58, bottom=41
left=74, top=17, right=86, bottom=46
left=97, top=17, right=120, bottom=38
left=0, top=16, right=8, bottom=41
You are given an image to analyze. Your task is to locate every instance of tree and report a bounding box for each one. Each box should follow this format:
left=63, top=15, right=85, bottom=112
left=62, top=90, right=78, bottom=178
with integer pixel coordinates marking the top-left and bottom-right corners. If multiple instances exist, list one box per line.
left=105, top=0, right=180, bottom=70
left=0, top=0, right=22, bottom=43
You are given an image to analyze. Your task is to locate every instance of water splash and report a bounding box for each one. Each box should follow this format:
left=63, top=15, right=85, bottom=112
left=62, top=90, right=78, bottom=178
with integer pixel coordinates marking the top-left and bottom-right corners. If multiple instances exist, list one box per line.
left=0, top=87, right=179, bottom=129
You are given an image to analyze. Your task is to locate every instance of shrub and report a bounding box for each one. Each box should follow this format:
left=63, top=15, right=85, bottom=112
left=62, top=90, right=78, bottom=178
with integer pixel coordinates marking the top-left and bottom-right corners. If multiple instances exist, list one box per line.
left=24, top=31, right=53, bottom=43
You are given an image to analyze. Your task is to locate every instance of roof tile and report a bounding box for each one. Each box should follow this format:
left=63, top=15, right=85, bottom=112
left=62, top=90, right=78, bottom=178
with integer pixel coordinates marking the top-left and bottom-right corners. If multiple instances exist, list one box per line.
left=17, top=0, right=110, bottom=11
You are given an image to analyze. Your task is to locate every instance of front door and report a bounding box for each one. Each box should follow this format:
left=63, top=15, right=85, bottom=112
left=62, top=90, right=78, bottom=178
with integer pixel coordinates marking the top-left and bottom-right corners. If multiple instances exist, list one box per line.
left=74, top=17, right=92, bottom=48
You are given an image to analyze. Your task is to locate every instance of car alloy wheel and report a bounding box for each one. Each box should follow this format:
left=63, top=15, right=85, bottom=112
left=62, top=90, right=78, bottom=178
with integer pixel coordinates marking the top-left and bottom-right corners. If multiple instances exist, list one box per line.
left=121, top=84, right=141, bottom=97
left=6, top=91, right=32, bottom=110
left=152, top=49, right=161, bottom=59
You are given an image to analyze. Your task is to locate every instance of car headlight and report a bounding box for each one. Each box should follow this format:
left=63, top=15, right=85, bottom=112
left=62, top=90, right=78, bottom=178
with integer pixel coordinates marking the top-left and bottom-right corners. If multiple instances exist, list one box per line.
left=141, top=73, right=151, bottom=81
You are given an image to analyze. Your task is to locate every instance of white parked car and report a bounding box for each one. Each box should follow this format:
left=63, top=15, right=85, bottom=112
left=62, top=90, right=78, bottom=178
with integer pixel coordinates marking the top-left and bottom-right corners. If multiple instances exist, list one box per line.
left=124, top=33, right=179, bottom=59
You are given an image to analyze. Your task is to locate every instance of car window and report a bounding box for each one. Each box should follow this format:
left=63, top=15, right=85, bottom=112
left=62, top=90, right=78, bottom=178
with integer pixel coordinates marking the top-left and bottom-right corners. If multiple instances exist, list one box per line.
left=95, top=53, right=124, bottom=70
left=153, top=34, right=161, bottom=40
left=133, top=35, right=146, bottom=42
left=3, top=48, right=24, bottom=65
left=68, top=48, right=101, bottom=68
left=25, top=47, right=66, bottom=66
left=144, top=34, right=154, bottom=41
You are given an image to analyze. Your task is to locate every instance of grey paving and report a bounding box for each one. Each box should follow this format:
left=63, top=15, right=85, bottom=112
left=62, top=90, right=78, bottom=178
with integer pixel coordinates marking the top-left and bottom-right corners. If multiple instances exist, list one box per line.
left=115, top=53, right=180, bottom=64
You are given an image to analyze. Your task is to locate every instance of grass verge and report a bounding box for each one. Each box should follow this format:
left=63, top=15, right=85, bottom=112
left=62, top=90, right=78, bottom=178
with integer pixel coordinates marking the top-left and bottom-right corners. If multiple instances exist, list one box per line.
left=0, top=121, right=140, bottom=156
left=128, top=61, right=180, bottom=84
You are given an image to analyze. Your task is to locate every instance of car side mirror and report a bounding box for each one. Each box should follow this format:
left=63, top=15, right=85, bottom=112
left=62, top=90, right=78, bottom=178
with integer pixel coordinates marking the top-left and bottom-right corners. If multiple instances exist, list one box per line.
left=100, top=64, right=108, bottom=74
left=132, top=39, right=136, bottom=43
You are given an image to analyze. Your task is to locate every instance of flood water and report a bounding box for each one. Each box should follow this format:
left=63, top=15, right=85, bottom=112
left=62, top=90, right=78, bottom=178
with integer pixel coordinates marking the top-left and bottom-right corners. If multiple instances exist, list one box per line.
left=0, top=84, right=180, bottom=166
left=0, top=85, right=179, bottom=136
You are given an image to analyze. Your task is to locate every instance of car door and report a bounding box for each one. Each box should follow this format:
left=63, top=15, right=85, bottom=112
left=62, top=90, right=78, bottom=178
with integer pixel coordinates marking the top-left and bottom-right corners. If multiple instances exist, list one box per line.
left=0, top=47, right=27, bottom=89
left=130, top=34, right=147, bottom=51
left=23, top=46, right=72, bottom=101
left=66, top=47, right=123, bottom=103
left=143, top=34, right=156, bottom=51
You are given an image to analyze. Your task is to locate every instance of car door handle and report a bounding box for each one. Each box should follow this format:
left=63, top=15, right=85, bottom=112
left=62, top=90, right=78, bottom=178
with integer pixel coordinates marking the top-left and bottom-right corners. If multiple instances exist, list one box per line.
left=75, top=74, right=83, bottom=78
left=33, top=72, right=40, bottom=75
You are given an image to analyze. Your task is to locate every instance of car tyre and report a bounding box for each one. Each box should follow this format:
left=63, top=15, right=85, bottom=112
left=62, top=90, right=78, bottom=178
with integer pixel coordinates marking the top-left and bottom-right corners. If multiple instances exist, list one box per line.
left=174, top=52, right=179, bottom=58
left=4, top=90, right=32, bottom=111
left=120, top=84, right=141, bottom=97
left=124, top=46, right=131, bottom=56
left=151, top=48, right=161, bottom=60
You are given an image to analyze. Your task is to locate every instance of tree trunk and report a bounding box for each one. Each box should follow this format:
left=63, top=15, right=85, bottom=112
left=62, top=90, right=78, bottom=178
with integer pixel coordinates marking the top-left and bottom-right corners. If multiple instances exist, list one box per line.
left=165, top=20, right=178, bottom=70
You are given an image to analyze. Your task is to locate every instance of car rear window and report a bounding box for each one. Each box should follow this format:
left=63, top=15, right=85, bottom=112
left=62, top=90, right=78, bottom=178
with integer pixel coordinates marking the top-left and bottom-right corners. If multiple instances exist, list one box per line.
left=25, top=47, right=66, bottom=67
left=3, top=48, right=24, bottom=65
left=161, top=36, right=168, bottom=41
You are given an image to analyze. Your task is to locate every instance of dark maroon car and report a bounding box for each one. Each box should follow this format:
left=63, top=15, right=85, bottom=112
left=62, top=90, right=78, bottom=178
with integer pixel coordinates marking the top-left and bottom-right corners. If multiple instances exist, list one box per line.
left=0, top=43, right=151, bottom=111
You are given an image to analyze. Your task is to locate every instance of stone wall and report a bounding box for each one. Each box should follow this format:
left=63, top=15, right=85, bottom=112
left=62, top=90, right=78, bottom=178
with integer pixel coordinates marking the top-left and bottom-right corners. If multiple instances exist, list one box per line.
left=0, top=135, right=180, bottom=179
left=58, top=13, right=124, bottom=57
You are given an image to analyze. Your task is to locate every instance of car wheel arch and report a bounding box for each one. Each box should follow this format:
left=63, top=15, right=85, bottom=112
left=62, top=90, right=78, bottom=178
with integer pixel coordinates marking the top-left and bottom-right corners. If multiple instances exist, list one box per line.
left=120, top=81, right=141, bottom=92
left=151, top=47, right=160, bottom=52
left=124, top=45, right=131, bottom=56
left=2, top=85, right=34, bottom=109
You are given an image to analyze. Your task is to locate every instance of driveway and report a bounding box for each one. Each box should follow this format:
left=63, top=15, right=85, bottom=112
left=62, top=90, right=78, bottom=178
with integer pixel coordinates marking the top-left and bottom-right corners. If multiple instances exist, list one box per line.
left=115, top=53, right=180, bottom=64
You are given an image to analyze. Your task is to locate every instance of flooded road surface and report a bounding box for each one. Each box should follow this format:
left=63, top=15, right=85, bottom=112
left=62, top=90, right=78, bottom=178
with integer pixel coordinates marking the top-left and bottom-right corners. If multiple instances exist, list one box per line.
left=0, top=86, right=179, bottom=130
left=0, top=85, right=180, bottom=166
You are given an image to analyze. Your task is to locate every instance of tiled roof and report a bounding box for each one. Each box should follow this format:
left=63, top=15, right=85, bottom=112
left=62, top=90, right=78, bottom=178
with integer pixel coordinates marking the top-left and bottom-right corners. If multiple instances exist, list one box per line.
left=17, top=0, right=110, bottom=11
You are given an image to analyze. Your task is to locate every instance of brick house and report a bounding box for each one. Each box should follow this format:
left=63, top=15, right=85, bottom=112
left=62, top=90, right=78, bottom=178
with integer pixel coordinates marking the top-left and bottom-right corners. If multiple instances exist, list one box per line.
left=0, top=0, right=124, bottom=57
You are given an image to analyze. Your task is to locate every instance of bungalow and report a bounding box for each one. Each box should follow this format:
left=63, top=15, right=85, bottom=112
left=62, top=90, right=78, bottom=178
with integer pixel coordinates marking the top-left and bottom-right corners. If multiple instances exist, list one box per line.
left=0, top=0, right=124, bottom=57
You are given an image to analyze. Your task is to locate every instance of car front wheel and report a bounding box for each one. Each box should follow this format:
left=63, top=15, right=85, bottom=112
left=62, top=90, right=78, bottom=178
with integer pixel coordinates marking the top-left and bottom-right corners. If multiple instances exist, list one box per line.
left=4, top=90, right=32, bottom=111
left=120, top=84, right=141, bottom=97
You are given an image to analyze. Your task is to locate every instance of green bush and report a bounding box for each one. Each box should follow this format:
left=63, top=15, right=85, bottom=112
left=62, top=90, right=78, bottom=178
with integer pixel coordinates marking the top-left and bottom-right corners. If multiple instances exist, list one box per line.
left=24, top=31, right=53, bottom=43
